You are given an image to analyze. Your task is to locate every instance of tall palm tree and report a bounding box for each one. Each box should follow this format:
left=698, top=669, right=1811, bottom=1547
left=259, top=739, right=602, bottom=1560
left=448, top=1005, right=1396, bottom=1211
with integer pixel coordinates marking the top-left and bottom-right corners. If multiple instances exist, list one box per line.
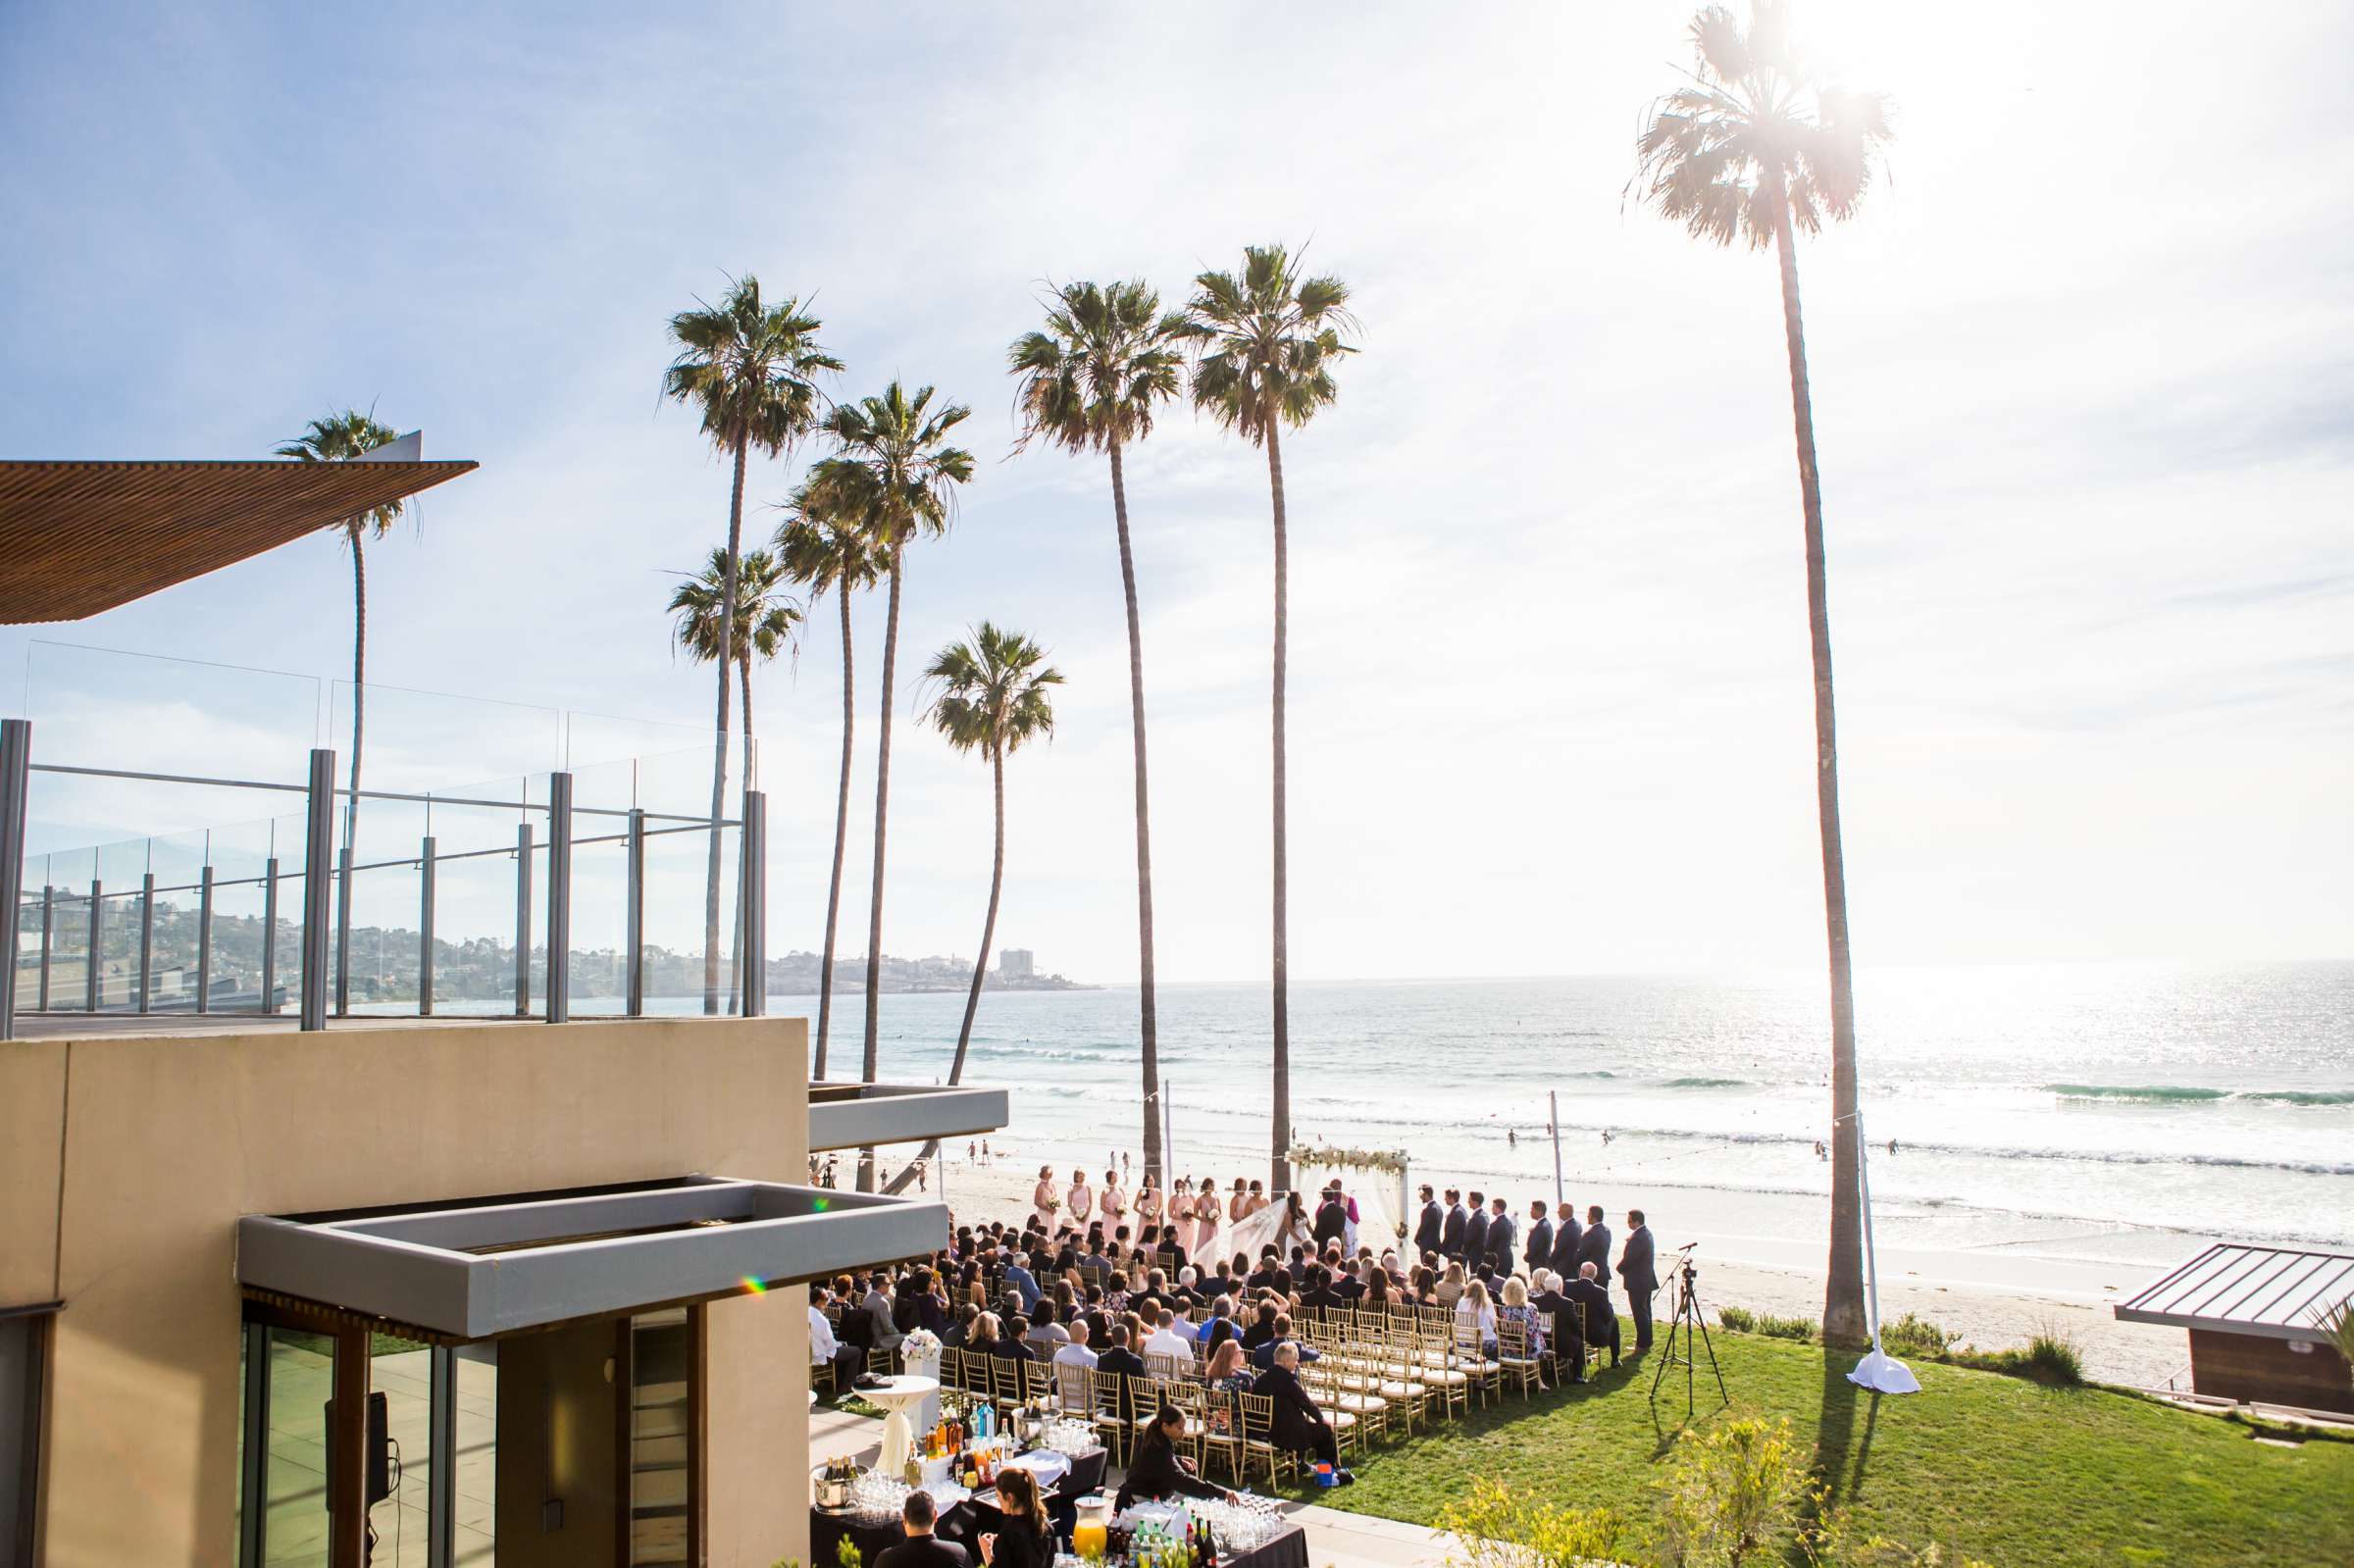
left=924, top=623, right=1062, bottom=1087
left=1008, top=278, right=1185, bottom=1182
left=1175, top=245, right=1356, bottom=1195
left=1633, top=1, right=1892, bottom=1346
left=774, top=484, right=884, bottom=1080
left=662, top=277, right=841, bottom=1013
left=275, top=410, right=405, bottom=875
left=667, top=546, right=802, bottom=764
left=808, top=382, right=975, bottom=1189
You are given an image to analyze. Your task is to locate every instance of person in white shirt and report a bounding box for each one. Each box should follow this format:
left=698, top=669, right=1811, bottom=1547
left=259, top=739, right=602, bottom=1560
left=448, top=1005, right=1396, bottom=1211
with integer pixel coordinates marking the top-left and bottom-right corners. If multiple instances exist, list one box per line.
left=810, top=1290, right=863, bottom=1384
left=1052, top=1319, right=1100, bottom=1371
left=1144, top=1306, right=1197, bottom=1367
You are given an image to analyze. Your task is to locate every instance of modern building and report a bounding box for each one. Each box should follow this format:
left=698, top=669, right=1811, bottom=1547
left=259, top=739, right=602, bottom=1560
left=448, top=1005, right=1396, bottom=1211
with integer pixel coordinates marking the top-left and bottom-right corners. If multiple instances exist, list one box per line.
left=997, top=947, right=1034, bottom=982
left=1, top=453, right=1011, bottom=1566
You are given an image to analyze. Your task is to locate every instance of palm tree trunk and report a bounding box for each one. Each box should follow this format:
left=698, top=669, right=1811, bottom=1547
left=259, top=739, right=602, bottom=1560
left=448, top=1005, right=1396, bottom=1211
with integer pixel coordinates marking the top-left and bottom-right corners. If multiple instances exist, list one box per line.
left=1108, top=437, right=1165, bottom=1185
left=815, top=579, right=855, bottom=1080
left=703, top=434, right=747, bottom=1015
left=947, top=748, right=1005, bottom=1087
left=735, top=650, right=754, bottom=1012
left=1265, top=419, right=1292, bottom=1196
left=1775, top=203, right=1867, bottom=1348
left=857, top=546, right=905, bottom=1192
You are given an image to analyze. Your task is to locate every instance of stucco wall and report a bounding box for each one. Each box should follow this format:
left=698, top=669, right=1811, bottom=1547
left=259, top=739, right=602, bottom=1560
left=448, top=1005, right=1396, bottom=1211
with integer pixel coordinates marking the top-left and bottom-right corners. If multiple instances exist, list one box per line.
left=8, top=1016, right=810, bottom=1568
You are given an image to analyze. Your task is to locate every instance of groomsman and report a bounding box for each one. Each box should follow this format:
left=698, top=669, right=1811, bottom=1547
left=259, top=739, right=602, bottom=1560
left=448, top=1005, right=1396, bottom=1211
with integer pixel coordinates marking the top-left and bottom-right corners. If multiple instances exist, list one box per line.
left=1548, top=1202, right=1582, bottom=1279
left=1524, top=1199, right=1555, bottom=1275
left=1618, top=1209, right=1659, bottom=1351
left=1441, top=1189, right=1469, bottom=1260
left=1413, top=1186, right=1444, bottom=1256
left=1462, top=1192, right=1491, bottom=1274
left=1484, top=1196, right=1516, bottom=1275
left=1575, top=1205, right=1612, bottom=1278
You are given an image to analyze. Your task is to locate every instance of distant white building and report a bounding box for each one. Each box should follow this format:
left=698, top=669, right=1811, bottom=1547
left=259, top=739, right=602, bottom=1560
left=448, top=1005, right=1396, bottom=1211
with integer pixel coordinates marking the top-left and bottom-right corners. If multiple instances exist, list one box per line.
left=998, top=947, right=1035, bottom=981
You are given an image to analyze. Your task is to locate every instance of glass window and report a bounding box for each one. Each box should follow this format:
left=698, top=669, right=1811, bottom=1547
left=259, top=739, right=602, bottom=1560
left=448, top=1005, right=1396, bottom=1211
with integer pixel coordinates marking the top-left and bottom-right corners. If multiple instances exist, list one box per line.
left=0, top=1312, right=47, bottom=1564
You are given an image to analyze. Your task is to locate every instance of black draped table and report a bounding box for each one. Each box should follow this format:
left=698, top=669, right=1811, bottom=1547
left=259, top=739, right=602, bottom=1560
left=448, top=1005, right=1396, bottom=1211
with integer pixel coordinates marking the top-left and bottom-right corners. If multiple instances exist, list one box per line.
left=1221, top=1521, right=1309, bottom=1568
left=813, top=1449, right=1111, bottom=1566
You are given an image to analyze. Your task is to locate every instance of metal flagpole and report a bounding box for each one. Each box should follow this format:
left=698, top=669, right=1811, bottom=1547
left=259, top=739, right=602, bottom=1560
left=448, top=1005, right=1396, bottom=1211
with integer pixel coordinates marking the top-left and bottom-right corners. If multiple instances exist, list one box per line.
left=1846, top=1108, right=1919, bottom=1393
left=1549, top=1089, right=1565, bottom=1207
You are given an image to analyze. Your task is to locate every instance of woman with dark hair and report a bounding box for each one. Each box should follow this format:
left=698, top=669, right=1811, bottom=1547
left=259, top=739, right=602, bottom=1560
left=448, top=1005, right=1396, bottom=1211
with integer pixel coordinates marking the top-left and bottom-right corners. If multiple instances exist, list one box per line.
left=1115, top=1404, right=1237, bottom=1510
left=979, top=1467, right=1052, bottom=1568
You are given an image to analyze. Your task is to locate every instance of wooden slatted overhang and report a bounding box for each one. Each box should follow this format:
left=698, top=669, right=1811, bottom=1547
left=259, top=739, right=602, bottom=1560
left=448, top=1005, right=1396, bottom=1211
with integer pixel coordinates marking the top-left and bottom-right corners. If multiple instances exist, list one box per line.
left=0, top=456, right=477, bottom=624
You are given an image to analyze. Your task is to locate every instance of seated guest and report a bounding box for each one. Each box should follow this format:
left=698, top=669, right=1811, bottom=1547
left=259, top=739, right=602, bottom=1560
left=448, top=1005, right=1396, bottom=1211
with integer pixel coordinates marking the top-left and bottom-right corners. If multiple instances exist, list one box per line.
left=1252, top=1342, right=1352, bottom=1483
left=1052, top=1318, right=1100, bottom=1371
left=1409, top=1264, right=1440, bottom=1307
left=1024, top=1311, right=1069, bottom=1353
left=1097, top=1322, right=1148, bottom=1423
left=1499, top=1275, right=1549, bottom=1379
left=876, top=1488, right=970, bottom=1568
left=1248, top=1312, right=1319, bottom=1369
left=995, top=1315, right=1035, bottom=1363
left=1001, top=1253, right=1044, bottom=1314
left=1456, top=1277, right=1499, bottom=1356
left=1241, top=1300, right=1281, bottom=1350
left=1301, top=1266, right=1344, bottom=1317
left=809, top=1287, right=865, bottom=1387
left=1144, top=1306, right=1196, bottom=1367
left=1529, top=1270, right=1588, bottom=1385
left=1435, top=1260, right=1466, bottom=1312
left=1567, top=1262, right=1621, bottom=1367
left=1246, top=1249, right=1281, bottom=1294
left=977, top=1468, right=1051, bottom=1568
left=1204, top=1338, right=1255, bottom=1397
left=1114, top=1404, right=1239, bottom=1510
left=1102, top=1269, right=1131, bottom=1317
left=866, top=1277, right=906, bottom=1357
left=1198, top=1294, right=1241, bottom=1353
left=943, top=1302, right=980, bottom=1349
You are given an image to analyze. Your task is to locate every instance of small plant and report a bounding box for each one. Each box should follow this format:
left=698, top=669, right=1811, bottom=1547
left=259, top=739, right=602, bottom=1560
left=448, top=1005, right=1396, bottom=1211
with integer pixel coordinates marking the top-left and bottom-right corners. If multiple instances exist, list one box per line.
left=1653, top=1415, right=1817, bottom=1567
left=2321, top=1299, right=2354, bottom=1394
left=1877, top=1313, right=1959, bottom=1360
left=1439, top=1477, right=1629, bottom=1568
left=1716, top=1305, right=1758, bottom=1333
left=1754, top=1313, right=1818, bottom=1342
left=837, top=1540, right=864, bottom=1568
left=1804, top=1511, right=1997, bottom=1568
left=2022, top=1329, right=2083, bottom=1386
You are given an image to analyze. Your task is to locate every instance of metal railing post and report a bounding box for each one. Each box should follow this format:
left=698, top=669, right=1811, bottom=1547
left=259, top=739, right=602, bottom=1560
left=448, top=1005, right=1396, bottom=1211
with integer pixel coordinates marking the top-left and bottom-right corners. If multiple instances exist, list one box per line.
left=334, top=846, right=354, bottom=1017
left=261, top=856, right=280, bottom=1014
left=514, top=824, right=534, bottom=1017
left=300, top=750, right=334, bottom=1032
left=418, top=835, right=436, bottom=1017
left=85, top=878, right=102, bottom=1013
left=38, top=885, right=54, bottom=1012
left=0, top=718, right=27, bottom=1040
left=740, top=789, right=766, bottom=1019
left=196, top=864, right=214, bottom=1014
left=546, top=774, right=572, bottom=1024
left=625, top=808, right=646, bottom=1016
left=136, top=871, right=155, bottom=1014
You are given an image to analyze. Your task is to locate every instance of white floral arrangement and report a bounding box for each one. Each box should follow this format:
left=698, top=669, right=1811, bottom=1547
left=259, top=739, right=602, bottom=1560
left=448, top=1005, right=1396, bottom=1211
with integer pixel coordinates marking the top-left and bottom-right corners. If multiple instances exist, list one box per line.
left=900, top=1329, right=943, bottom=1357
left=1289, top=1142, right=1407, bottom=1176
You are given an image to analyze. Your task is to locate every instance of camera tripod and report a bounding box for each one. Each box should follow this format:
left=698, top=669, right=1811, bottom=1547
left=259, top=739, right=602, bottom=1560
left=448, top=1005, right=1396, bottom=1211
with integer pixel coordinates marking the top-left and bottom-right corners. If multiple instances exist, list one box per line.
left=1648, top=1249, right=1729, bottom=1419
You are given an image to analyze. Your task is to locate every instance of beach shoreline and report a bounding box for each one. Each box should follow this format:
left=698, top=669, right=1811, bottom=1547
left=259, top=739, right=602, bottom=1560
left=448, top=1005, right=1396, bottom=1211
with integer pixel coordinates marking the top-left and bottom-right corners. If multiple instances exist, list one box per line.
left=889, top=1136, right=2198, bottom=1391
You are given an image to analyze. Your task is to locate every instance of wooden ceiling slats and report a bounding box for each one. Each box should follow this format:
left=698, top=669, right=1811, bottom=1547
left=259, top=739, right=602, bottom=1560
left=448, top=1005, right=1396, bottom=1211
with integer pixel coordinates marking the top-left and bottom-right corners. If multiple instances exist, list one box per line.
left=0, top=458, right=478, bottom=623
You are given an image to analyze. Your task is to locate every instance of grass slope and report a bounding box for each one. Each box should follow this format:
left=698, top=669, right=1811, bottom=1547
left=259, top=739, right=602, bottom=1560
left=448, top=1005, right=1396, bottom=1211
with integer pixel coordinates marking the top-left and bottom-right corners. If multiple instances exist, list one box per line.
left=1299, top=1335, right=2353, bottom=1567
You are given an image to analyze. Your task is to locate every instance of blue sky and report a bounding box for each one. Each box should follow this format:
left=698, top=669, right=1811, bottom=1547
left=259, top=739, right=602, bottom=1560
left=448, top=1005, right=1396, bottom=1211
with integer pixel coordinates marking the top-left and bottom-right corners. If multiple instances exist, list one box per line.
left=3, top=1, right=2349, bottom=982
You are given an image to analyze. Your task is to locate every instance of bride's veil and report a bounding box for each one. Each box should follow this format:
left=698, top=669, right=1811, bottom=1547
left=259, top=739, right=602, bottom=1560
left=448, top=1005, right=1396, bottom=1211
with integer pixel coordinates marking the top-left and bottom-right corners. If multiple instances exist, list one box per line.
left=1225, top=1191, right=1306, bottom=1265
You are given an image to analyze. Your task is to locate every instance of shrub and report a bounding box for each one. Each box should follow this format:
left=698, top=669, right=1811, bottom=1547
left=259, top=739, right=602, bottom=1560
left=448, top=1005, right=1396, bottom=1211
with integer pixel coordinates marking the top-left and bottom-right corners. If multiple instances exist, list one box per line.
left=1755, top=1314, right=1817, bottom=1342
left=1652, top=1415, right=1817, bottom=1567
left=1804, top=1511, right=1997, bottom=1568
left=1877, top=1313, right=1958, bottom=1360
left=1439, top=1477, right=1629, bottom=1568
left=1715, top=1305, right=1757, bottom=1333
left=2023, top=1330, right=2083, bottom=1386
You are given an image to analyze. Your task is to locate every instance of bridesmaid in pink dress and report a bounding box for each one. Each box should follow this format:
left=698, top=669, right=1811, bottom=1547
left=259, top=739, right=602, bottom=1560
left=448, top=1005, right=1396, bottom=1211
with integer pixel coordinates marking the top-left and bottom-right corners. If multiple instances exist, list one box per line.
left=1192, top=1175, right=1222, bottom=1262
left=1171, top=1177, right=1199, bottom=1256
left=1136, top=1175, right=1162, bottom=1238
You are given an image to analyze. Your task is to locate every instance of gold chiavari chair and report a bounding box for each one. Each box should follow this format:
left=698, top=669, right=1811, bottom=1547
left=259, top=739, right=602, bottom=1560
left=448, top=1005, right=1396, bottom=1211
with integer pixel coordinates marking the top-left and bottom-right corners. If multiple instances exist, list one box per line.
left=1496, top=1316, right=1543, bottom=1400
left=1237, top=1391, right=1296, bottom=1486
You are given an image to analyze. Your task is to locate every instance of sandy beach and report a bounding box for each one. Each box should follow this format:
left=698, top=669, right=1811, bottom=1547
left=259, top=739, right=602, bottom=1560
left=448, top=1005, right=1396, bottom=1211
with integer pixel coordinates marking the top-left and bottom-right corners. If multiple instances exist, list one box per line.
left=892, top=1138, right=2196, bottom=1391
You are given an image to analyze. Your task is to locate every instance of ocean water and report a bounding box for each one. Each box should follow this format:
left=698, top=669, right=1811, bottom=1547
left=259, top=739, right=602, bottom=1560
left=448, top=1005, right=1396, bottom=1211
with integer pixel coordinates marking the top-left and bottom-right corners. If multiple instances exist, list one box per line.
left=787, top=961, right=2353, bottom=1253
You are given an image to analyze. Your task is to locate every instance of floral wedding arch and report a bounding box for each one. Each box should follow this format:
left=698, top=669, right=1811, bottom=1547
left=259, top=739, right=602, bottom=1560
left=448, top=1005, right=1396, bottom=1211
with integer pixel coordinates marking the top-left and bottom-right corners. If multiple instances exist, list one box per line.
left=1287, top=1143, right=1411, bottom=1241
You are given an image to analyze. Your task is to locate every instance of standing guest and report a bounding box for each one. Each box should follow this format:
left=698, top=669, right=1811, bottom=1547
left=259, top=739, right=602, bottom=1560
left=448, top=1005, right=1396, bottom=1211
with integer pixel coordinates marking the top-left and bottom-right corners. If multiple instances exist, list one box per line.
left=1463, top=1192, right=1491, bottom=1272
left=1413, top=1185, right=1444, bottom=1255
left=1576, top=1206, right=1612, bottom=1278
left=1528, top=1271, right=1589, bottom=1384
left=877, top=1489, right=970, bottom=1568
left=1067, top=1169, right=1095, bottom=1227
left=1253, top=1343, right=1352, bottom=1483
left=1618, top=1209, right=1659, bottom=1352
left=1568, top=1262, right=1621, bottom=1366
left=1441, top=1189, right=1469, bottom=1260
left=977, top=1468, right=1052, bottom=1568
left=1100, top=1169, right=1127, bottom=1230
left=1485, top=1197, right=1517, bottom=1277
left=1031, top=1167, right=1060, bottom=1233
left=1524, top=1200, right=1555, bottom=1277
left=1549, top=1202, right=1582, bottom=1280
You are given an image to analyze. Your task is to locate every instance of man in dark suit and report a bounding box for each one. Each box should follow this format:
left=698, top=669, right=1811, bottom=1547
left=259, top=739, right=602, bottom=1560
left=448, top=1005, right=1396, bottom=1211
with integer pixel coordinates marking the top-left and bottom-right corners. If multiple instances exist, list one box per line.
left=1566, top=1261, right=1621, bottom=1366
left=1528, top=1272, right=1587, bottom=1384
left=1252, top=1342, right=1351, bottom=1481
left=1548, top=1202, right=1581, bottom=1280
left=1097, top=1322, right=1149, bottom=1423
left=1524, top=1200, right=1555, bottom=1276
left=1440, top=1189, right=1468, bottom=1260
left=877, top=1490, right=971, bottom=1568
left=1618, top=1209, right=1659, bottom=1351
left=1312, top=1187, right=1350, bottom=1250
left=1300, top=1266, right=1345, bottom=1317
left=1484, top=1197, right=1516, bottom=1276
left=1575, top=1205, right=1612, bottom=1278
left=1463, top=1192, right=1491, bottom=1273
left=1413, top=1185, right=1444, bottom=1258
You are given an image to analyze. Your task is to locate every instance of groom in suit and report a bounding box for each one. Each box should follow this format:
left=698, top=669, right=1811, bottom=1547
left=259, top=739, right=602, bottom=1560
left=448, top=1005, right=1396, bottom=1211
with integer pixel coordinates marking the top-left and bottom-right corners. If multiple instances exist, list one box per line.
left=1441, top=1189, right=1468, bottom=1261
left=1618, top=1209, right=1659, bottom=1351
left=1524, top=1199, right=1555, bottom=1276
left=1413, top=1186, right=1444, bottom=1257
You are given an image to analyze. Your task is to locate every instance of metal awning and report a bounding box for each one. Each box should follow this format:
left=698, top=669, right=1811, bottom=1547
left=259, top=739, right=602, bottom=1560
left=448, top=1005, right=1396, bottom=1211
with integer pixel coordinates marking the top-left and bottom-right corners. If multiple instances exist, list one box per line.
left=2114, top=1242, right=2354, bottom=1342
left=0, top=449, right=476, bottom=623
left=808, top=1082, right=1009, bottom=1153
left=236, top=1176, right=945, bottom=1340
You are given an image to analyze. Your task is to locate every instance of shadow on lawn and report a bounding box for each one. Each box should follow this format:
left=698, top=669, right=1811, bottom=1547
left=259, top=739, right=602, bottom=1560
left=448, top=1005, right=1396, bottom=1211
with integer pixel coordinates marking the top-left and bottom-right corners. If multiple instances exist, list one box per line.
left=1815, top=1348, right=1883, bottom=1510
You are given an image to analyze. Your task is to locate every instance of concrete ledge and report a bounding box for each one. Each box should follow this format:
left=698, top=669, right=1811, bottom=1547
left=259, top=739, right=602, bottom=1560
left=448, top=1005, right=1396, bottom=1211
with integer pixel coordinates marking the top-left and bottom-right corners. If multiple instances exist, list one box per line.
left=808, top=1082, right=1009, bottom=1152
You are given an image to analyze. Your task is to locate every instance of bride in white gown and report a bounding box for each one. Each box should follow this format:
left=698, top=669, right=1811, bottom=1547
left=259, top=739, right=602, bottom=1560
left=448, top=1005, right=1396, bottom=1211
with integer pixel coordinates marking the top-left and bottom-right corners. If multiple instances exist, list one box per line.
left=1225, top=1188, right=1316, bottom=1264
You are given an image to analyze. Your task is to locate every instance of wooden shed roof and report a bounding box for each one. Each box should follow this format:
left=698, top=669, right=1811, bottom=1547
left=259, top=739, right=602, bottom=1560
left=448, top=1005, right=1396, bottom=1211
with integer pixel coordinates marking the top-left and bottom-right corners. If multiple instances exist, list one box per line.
left=2114, top=1242, right=2354, bottom=1342
left=0, top=457, right=477, bottom=624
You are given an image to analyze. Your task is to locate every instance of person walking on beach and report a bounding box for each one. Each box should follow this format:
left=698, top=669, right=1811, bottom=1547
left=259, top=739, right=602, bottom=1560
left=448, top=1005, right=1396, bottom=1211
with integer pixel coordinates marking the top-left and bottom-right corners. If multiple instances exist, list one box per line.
left=1618, top=1209, right=1658, bottom=1352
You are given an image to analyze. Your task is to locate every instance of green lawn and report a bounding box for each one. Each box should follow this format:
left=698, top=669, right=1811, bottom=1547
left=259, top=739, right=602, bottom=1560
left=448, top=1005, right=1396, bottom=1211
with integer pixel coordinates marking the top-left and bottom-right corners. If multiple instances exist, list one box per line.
left=1293, top=1335, right=2354, bottom=1567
